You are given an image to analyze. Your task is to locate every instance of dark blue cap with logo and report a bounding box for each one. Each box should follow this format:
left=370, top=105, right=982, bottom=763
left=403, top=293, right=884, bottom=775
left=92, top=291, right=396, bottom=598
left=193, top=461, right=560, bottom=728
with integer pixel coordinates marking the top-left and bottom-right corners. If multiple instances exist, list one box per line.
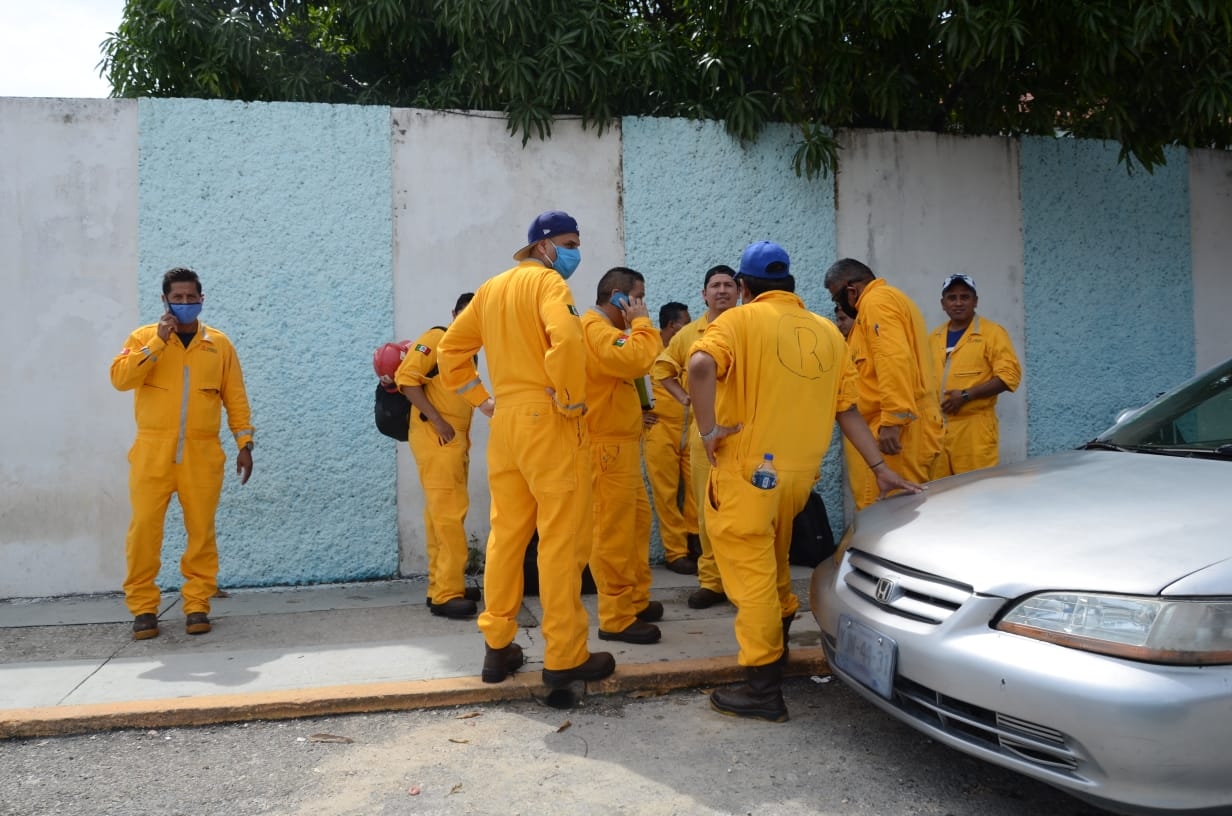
left=514, top=210, right=580, bottom=260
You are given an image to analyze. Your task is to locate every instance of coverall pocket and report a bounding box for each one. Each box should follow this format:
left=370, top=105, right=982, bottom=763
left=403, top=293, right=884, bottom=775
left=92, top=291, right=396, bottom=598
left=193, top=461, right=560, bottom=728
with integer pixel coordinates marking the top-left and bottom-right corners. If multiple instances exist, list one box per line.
left=706, top=468, right=777, bottom=542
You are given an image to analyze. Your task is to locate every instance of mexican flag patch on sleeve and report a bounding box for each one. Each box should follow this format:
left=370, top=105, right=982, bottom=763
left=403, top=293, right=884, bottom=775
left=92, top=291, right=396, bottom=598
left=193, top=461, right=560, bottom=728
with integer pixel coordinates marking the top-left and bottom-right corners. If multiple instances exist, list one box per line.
left=414, top=344, right=431, bottom=355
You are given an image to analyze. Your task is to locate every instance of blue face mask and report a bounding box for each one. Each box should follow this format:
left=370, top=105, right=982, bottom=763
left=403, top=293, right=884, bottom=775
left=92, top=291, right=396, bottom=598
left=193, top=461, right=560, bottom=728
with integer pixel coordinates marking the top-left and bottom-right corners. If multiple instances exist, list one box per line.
left=551, top=244, right=582, bottom=279
left=168, top=302, right=203, bottom=324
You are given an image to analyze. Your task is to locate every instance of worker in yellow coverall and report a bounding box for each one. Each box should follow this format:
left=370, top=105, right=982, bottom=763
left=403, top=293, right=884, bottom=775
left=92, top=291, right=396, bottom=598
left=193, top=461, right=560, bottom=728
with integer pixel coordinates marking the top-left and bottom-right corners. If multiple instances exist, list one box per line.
left=929, top=274, right=1022, bottom=476
left=651, top=266, right=739, bottom=608
left=436, top=210, right=615, bottom=690
left=581, top=267, right=664, bottom=645
left=110, top=267, right=253, bottom=640
left=394, top=292, right=481, bottom=619
left=642, top=301, right=698, bottom=574
left=690, top=242, right=921, bottom=722
left=824, top=258, right=943, bottom=510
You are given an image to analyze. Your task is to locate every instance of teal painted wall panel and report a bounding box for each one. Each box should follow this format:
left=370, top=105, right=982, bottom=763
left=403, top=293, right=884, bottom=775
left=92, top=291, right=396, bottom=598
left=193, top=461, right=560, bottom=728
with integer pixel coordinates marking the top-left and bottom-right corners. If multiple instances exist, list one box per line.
left=138, top=99, right=395, bottom=589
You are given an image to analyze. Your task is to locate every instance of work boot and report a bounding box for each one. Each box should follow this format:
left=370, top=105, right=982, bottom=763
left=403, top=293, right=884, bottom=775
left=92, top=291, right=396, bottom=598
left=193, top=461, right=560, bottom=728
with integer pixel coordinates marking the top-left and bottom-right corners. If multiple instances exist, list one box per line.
left=687, top=587, right=727, bottom=609
left=635, top=601, right=663, bottom=622
left=665, top=557, right=698, bottom=575
left=686, top=533, right=702, bottom=559
left=481, top=642, right=524, bottom=683
left=598, top=620, right=661, bottom=644
left=132, top=613, right=159, bottom=641
left=542, top=652, right=616, bottom=689
left=709, top=663, right=789, bottom=722
left=429, top=597, right=478, bottom=619
left=185, top=612, right=212, bottom=635
left=780, top=614, right=794, bottom=663
left=463, top=586, right=482, bottom=602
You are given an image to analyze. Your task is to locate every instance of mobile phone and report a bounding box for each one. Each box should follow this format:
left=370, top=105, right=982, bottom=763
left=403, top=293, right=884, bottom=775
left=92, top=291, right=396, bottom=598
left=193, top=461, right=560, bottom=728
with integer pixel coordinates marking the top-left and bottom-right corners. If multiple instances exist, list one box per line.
left=610, top=292, right=630, bottom=311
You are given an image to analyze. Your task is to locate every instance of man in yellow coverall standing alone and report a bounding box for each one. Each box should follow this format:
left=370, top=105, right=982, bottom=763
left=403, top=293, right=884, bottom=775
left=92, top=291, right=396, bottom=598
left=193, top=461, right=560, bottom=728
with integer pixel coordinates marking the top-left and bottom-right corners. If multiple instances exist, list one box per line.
left=652, top=266, right=739, bottom=608
left=437, top=210, right=615, bottom=690
left=581, top=267, right=664, bottom=644
left=110, top=267, right=254, bottom=640
left=642, top=302, right=698, bottom=575
left=929, top=274, right=1021, bottom=476
left=394, top=292, right=483, bottom=619
left=689, top=242, right=921, bottom=721
left=824, top=258, right=942, bottom=510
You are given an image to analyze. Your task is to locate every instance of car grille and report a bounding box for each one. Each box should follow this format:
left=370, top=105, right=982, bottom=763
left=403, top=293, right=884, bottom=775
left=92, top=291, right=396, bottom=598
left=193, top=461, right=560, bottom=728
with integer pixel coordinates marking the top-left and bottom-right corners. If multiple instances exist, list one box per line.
left=844, top=551, right=972, bottom=624
left=895, top=675, right=1081, bottom=772
left=822, top=634, right=1081, bottom=774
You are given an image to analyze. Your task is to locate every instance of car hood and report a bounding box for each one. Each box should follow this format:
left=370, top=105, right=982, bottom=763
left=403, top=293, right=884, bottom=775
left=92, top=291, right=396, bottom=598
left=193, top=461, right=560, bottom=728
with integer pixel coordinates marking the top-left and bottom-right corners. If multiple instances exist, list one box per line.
left=851, top=449, right=1231, bottom=599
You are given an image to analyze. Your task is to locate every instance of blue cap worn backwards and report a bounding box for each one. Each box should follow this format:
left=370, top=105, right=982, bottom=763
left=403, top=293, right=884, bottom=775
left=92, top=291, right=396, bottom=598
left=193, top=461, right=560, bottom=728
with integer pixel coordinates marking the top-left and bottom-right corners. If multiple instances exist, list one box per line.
left=513, top=210, right=580, bottom=260
left=737, top=241, right=791, bottom=280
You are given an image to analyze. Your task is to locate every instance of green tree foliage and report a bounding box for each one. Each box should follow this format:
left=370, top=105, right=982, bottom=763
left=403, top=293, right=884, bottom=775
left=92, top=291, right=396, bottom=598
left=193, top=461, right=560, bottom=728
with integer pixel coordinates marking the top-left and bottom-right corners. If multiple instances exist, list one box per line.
left=103, top=0, right=1232, bottom=176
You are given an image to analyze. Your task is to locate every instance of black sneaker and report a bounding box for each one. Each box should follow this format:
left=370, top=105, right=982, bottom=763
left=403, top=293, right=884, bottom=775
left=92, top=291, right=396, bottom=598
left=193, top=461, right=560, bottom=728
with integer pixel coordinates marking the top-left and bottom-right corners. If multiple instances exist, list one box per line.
left=542, top=652, right=616, bottom=688
left=429, top=597, right=478, bottom=619
left=598, top=621, right=661, bottom=644
left=687, top=588, right=728, bottom=609
left=185, top=612, right=211, bottom=635
left=132, top=613, right=159, bottom=640
left=481, top=642, right=524, bottom=683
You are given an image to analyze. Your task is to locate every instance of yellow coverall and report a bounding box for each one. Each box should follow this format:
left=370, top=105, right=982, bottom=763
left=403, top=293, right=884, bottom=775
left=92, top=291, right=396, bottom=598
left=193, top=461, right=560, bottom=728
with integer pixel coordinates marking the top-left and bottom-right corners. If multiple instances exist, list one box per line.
left=652, top=314, right=724, bottom=594
left=436, top=261, right=593, bottom=673
left=643, top=375, right=696, bottom=563
left=394, top=326, right=475, bottom=605
left=843, top=279, right=942, bottom=510
left=929, top=315, right=1021, bottom=476
left=693, top=292, right=858, bottom=667
left=110, top=324, right=253, bottom=617
left=580, top=310, right=663, bottom=634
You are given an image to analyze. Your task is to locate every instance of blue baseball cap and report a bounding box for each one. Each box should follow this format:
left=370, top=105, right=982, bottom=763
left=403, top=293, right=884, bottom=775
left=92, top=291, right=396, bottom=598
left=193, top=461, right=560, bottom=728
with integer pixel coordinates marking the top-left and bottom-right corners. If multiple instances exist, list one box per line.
left=737, top=241, right=791, bottom=280
left=513, top=210, right=580, bottom=260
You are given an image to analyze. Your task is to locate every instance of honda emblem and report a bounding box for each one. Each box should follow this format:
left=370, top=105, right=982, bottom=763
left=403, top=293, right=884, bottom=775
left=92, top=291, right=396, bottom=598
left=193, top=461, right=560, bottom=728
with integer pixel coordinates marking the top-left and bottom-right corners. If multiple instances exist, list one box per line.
left=875, top=577, right=897, bottom=603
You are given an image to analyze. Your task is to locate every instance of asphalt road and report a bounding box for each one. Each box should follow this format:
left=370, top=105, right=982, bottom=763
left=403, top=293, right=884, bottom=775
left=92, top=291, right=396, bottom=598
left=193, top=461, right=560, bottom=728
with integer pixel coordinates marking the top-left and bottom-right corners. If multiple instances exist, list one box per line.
left=1, top=678, right=1113, bottom=816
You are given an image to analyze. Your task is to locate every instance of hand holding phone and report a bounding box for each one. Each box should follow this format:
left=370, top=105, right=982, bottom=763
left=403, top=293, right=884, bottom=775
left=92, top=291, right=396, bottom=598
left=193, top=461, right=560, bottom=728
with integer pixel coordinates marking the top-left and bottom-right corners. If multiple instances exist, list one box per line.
left=157, top=302, right=177, bottom=341
left=610, top=291, right=631, bottom=311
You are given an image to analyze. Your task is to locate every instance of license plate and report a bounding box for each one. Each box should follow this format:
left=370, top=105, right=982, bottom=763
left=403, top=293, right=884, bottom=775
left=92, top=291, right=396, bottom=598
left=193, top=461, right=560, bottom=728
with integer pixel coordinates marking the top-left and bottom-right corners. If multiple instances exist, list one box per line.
left=834, top=614, right=897, bottom=700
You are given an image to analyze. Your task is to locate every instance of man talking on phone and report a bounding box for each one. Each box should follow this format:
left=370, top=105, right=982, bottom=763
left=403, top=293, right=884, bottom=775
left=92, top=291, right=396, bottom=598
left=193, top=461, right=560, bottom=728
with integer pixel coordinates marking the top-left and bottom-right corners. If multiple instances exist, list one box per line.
left=580, top=267, right=664, bottom=644
left=110, top=267, right=254, bottom=640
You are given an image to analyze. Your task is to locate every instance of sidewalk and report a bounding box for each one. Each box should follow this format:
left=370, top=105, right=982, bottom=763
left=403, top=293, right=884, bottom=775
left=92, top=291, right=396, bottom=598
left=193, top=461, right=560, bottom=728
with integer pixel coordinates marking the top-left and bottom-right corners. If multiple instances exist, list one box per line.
left=0, top=566, right=828, bottom=738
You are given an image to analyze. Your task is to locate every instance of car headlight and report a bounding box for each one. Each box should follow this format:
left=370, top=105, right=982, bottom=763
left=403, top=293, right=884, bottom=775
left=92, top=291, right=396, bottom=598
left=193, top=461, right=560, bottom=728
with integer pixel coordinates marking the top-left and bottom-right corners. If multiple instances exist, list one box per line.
left=996, top=593, right=1232, bottom=665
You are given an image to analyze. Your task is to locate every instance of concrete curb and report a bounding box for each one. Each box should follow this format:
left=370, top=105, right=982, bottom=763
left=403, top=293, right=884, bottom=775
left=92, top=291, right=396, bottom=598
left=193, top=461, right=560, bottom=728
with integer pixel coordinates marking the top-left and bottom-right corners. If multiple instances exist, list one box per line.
left=0, top=651, right=830, bottom=739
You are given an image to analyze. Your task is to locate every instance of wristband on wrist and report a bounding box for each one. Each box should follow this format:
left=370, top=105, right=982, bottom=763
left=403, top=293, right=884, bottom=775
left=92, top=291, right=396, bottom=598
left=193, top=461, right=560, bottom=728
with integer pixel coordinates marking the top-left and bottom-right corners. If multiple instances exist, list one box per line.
left=699, top=425, right=719, bottom=442
left=869, top=459, right=886, bottom=470
left=961, top=389, right=971, bottom=402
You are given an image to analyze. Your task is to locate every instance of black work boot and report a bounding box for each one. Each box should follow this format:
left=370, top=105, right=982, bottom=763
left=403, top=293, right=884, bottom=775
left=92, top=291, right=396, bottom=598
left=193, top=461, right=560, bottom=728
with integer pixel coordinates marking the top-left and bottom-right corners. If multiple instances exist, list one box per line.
left=481, top=642, right=524, bottom=683
left=709, top=663, right=789, bottom=722
left=779, top=615, right=794, bottom=663
left=542, top=652, right=616, bottom=689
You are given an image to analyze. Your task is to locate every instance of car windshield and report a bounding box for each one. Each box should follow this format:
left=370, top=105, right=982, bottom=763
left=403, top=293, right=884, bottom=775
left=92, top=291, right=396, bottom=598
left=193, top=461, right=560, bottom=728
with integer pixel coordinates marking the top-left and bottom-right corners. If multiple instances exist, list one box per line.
left=1092, top=358, right=1232, bottom=458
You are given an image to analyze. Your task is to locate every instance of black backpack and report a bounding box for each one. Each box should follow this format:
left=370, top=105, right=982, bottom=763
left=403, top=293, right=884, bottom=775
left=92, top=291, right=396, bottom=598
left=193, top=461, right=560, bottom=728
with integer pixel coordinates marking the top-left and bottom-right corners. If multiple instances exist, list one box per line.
left=789, top=491, right=837, bottom=567
left=373, top=327, right=447, bottom=442
left=374, top=385, right=412, bottom=442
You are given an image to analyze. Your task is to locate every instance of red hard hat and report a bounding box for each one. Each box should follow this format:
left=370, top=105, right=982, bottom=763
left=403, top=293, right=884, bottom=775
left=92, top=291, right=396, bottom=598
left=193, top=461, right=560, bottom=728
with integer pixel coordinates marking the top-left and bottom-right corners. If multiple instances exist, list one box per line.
left=373, top=341, right=411, bottom=387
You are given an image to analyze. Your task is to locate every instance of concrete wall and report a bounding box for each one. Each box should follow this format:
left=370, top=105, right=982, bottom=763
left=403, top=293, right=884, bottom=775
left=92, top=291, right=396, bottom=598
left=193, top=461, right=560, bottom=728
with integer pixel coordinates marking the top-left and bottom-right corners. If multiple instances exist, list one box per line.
left=0, top=98, right=138, bottom=596
left=2, top=96, right=1229, bottom=598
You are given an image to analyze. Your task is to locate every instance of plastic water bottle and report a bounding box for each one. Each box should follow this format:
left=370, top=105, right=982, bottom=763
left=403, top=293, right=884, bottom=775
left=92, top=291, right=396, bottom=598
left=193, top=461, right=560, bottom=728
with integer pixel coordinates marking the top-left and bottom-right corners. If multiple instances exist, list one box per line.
left=751, top=453, right=778, bottom=489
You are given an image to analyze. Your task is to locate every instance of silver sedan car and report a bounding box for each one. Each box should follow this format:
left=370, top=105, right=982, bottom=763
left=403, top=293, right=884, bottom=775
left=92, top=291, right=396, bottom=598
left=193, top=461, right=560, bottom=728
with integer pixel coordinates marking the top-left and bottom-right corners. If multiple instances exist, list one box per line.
left=811, top=357, right=1232, bottom=816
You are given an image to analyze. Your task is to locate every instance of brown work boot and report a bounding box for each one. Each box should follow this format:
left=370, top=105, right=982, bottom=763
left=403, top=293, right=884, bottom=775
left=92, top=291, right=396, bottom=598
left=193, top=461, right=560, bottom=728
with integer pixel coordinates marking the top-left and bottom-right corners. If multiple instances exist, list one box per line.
left=481, top=642, right=525, bottom=683
left=598, top=620, right=661, bottom=644
left=542, top=652, right=616, bottom=689
left=635, top=601, right=663, bottom=622
left=185, top=612, right=211, bottom=635
left=665, top=557, right=698, bottom=575
left=132, top=613, right=159, bottom=640
left=687, top=587, right=727, bottom=609
left=710, top=663, right=789, bottom=722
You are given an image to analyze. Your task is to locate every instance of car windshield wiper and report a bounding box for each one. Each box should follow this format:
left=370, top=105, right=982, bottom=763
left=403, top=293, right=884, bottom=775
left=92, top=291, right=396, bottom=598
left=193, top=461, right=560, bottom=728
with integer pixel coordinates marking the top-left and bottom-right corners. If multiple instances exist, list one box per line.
left=1081, top=440, right=1130, bottom=451
left=1123, top=444, right=1232, bottom=460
